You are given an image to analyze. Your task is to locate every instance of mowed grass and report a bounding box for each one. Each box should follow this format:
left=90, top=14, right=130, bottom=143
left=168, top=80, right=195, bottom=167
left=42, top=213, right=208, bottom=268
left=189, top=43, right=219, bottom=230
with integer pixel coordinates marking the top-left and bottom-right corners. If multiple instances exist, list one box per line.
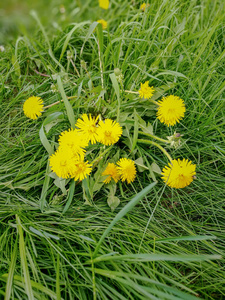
left=0, top=0, right=225, bottom=299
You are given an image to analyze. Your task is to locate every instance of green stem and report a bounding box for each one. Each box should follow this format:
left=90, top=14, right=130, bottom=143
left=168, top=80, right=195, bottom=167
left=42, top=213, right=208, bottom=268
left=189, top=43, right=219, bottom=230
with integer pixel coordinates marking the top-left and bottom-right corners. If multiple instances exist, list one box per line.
left=124, top=90, right=139, bottom=94
left=149, top=99, right=159, bottom=106
left=138, top=131, right=170, bottom=144
left=44, top=96, right=77, bottom=109
left=91, top=145, right=113, bottom=168
left=137, top=139, right=173, bottom=162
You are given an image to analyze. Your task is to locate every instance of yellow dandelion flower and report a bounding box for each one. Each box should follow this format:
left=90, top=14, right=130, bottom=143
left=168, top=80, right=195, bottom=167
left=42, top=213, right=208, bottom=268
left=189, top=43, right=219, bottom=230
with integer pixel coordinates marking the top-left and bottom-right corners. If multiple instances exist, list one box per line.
left=99, top=0, right=109, bottom=9
left=140, top=3, right=149, bottom=11
left=96, top=119, right=122, bottom=146
left=23, top=96, right=44, bottom=120
left=116, top=158, right=136, bottom=184
left=58, top=129, right=88, bottom=158
left=102, top=163, right=120, bottom=184
left=71, top=160, right=92, bottom=181
left=75, top=114, right=99, bottom=144
left=161, top=159, right=196, bottom=189
left=49, top=148, right=75, bottom=179
left=138, top=81, right=154, bottom=99
left=97, top=19, right=108, bottom=30
left=157, top=95, right=185, bottom=126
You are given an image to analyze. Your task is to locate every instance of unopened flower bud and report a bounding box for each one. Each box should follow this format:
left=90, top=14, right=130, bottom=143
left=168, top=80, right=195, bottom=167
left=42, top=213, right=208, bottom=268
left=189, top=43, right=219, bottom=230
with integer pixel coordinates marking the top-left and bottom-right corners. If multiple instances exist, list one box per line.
left=114, top=68, right=122, bottom=76
left=67, top=50, right=73, bottom=60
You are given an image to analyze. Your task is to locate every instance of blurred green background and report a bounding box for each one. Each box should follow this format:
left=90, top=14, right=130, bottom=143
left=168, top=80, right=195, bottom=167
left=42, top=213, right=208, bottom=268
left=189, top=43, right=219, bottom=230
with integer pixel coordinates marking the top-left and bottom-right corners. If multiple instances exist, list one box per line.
left=0, top=0, right=98, bottom=44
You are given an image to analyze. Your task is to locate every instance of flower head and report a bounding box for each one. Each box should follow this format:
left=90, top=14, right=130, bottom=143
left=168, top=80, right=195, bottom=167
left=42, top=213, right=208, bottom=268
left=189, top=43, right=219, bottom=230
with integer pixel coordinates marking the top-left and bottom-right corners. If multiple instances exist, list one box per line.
left=71, top=160, right=92, bottom=181
left=102, top=163, right=120, bottom=184
left=161, top=159, right=196, bottom=188
left=75, top=114, right=99, bottom=144
left=97, top=19, right=108, bottom=30
left=140, top=3, right=149, bottom=11
left=99, top=0, right=109, bottom=9
left=138, top=81, right=154, bottom=99
left=58, top=129, right=88, bottom=159
left=116, top=158, right=136, bottom=184
left=23, top=96, right=44, bottom=120
left=96, top=119, right=122, bottom=146
left=157, top=95, right=185, bottom=126
left=49, top=148, right=76, bottom=179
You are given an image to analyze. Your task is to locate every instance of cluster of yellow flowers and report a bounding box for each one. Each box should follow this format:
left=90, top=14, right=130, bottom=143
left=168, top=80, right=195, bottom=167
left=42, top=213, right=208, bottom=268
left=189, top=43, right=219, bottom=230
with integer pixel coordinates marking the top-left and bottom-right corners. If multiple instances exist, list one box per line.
left=21, top=2, right=196, bottom=191
left=23, top=76, right=196, bottom=189
left=102, top=159, right=136, bottom=184
left=96, top=2, right=149, bottom=31
left=138, top=81, right=196, bottom=188
left=138, top=81, right=186, bottom=127
left=48, top=114, right=137, bottom=184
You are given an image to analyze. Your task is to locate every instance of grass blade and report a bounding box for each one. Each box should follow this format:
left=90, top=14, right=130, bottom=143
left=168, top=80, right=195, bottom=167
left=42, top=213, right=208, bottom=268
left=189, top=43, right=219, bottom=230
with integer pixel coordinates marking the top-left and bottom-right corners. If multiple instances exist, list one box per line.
left=57, top=76, right=75, bottom=129
left=92, top=253, right=221, bottom=263
left=93, top=182, right=157, bottom=256
left=4, top=236, right=18, bottom=300
left=62, top=180, right=75, bottom=214
left=16, top=215, right=34, bottom=300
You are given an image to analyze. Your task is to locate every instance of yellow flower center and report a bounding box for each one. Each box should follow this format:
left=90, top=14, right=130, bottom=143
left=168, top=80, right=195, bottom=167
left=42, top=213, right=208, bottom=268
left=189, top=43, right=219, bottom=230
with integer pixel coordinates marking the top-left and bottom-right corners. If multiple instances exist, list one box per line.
left=60, top=160, right=67, bottom=167
left=87, top=124, right=96, bottom=134
left=105, top=131, right=112, bottom=137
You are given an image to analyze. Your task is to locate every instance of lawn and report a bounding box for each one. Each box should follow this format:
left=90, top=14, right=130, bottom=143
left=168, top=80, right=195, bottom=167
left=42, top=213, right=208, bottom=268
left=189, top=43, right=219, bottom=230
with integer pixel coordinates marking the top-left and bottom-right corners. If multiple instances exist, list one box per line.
left=0, top=0, right=225, bottom=299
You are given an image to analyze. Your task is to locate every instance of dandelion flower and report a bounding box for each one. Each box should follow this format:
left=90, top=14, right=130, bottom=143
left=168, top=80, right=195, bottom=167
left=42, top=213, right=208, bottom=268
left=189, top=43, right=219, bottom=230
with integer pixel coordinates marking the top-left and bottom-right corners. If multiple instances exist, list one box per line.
left=102, top=163, right=120, bottom=184
left=157, top=95, right=185, bottom=126
left=97, top=19, right=108, bottom=30
left=23, top=96, right=44, bottom=120
left=75, top=114, right=99, bottom=144
left=58, top=129, right=88, bottom=158
left=138, top=81, right=154, bottom=99
left=71, top=160, right=92, bottom=181
left=96, top=119, right=122, bottom=146
left=161, top=159, right=196, bottom=188
left=99, top=0, right=109, bottom=9
left=140, top=3, right=149, bottom=11
left=117, top=158, right=136, bottom=184
left=49, top=148, right=75, bottom=179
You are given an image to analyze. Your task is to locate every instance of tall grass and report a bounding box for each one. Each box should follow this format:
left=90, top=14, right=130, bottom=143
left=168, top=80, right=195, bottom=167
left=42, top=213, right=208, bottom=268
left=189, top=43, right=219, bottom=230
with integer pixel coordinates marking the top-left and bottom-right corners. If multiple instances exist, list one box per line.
left=0, top=0, right=225, bottom=299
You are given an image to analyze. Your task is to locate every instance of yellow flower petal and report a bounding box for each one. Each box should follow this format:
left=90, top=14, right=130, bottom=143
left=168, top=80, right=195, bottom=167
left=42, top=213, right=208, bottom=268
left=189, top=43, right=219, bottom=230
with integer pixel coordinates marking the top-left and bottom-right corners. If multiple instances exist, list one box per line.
left=140, top=3, right=149, bottom=11
left=102, top=163, right=120, bottom=183
left=138, top=81, right=154, bottom=99
left=23, top=96, right=44, bottom=120
left=49, top=148, right=75, bottom=179
left=71, top=160, right=92, bottom=181
left=58, top=128, right=88, bottom=158
left=157, top=95, right=185, bottom=126
left=117, top=158, right=136, bottom=184
left=75, top=114, right=99, bottom=144
left=161, top=159, right=196, bottom=188
left=99, top=0, right=109, bottom=9
left=97, top=19, right=108, bottom=30
left=96, top=119, right=122, bottom=146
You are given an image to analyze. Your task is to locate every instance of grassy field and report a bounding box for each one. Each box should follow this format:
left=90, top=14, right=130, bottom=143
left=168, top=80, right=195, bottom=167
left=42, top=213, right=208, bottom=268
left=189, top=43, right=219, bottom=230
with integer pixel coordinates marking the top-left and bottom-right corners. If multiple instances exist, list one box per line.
left=1, top=0, right=225, bottom=299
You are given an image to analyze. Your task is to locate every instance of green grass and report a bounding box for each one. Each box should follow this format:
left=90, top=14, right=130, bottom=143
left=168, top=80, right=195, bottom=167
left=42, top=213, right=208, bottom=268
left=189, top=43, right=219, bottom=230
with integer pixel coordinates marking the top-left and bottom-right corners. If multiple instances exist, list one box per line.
left=1, top=0, right=225, bottom=299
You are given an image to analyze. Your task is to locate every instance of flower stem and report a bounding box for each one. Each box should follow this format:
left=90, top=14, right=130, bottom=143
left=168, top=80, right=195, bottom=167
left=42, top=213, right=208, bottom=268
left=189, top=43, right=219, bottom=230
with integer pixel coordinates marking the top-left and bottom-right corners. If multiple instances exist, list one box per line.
left=137, top=139, right=173, bottom=162
left=138, top=131, right=170, bottom=144
left=124, top=90, right=159, bottom=105
left=149, top=99, right=159, bottom=106
left=91, top=145, right=113, bottom=168
left=124, top=90, right=139, bottom=94
left=44, top=96, right=77, bottom=109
